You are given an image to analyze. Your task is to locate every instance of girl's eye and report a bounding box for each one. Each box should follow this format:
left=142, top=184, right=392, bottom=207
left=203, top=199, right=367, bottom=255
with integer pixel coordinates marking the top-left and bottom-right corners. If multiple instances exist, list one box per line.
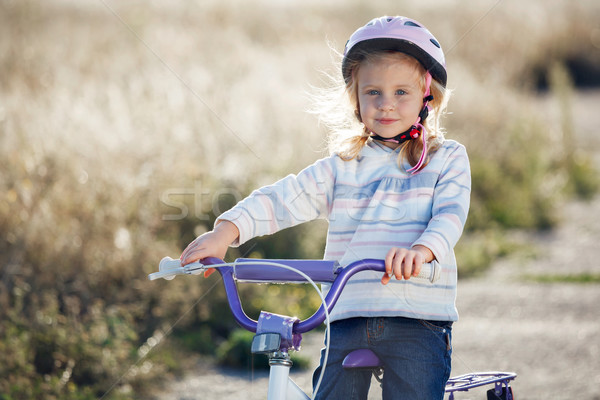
left=396, top=89, right=407, bottom=95
left=367, top=90, right=380, bottom=96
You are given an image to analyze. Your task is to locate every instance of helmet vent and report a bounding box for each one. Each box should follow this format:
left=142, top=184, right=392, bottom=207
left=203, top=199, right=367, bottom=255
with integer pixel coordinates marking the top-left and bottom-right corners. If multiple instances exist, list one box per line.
left=430, top=38, right=441, bottom=48
left=403, top=21, right=421, bottom=27
left=386, top=17, right=393, bottom=22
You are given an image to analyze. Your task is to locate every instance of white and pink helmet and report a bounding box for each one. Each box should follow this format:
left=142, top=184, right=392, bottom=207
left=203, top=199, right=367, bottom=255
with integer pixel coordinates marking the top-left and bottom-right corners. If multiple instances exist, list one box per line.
left=342, top=16, right=447, bottom=87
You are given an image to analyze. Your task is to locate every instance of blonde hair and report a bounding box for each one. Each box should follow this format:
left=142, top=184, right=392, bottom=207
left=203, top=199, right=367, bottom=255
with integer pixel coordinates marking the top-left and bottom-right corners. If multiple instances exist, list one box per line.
left=312, top=51, right=451, bottom=171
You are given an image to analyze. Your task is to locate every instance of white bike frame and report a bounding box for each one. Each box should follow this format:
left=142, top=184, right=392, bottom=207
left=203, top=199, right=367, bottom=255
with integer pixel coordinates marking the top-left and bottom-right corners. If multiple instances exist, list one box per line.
left=268, top=354, right=309, bottom=400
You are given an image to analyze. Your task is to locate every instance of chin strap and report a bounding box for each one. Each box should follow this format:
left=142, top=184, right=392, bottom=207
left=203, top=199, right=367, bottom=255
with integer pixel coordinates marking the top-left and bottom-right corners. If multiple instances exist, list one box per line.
left=371, top=72, right=434, bottom=174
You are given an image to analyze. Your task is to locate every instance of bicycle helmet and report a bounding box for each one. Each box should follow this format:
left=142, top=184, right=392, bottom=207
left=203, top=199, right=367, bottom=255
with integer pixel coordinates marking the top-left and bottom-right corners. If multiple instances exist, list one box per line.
left=342, top=16, right=447, bottom=87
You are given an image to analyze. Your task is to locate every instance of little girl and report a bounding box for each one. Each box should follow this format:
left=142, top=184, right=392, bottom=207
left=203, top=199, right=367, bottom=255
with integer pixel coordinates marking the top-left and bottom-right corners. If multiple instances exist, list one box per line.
left=181, top=16, right=470, bottom=400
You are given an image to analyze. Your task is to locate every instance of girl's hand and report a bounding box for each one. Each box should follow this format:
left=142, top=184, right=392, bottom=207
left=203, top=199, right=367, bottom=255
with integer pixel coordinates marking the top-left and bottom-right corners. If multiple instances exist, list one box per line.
left=180, top=220, right=239, bottom=277
left=381, top=245, right=434, bottom=285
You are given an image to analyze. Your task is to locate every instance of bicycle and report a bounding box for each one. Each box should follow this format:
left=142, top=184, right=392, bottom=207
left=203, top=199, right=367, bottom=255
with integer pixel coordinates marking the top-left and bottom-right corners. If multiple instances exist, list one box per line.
left=150, top=257, right=516, bottom=400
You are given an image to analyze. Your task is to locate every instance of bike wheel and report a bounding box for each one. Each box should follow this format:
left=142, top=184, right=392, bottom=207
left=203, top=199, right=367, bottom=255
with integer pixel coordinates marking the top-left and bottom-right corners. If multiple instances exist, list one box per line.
left=486, top=386, right=514, bottom=400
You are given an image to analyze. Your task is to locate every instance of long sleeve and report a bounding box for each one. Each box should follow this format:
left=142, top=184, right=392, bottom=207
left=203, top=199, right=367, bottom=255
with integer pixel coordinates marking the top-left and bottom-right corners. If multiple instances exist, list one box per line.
left=413, top=143, right=471, bottom=261
left=218, top=157, right=336, bottom=246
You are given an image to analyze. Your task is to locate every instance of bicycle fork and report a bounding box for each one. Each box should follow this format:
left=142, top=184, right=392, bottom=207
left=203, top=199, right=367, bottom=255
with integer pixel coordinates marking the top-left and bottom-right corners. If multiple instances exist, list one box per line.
left=251, top=330, right=309, bottom=400
left=267, top=351, right=308, bottom=400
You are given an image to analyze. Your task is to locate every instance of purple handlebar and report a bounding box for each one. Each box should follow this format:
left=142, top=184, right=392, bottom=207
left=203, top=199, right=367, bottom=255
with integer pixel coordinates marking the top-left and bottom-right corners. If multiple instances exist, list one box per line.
left=204, top=258, right=425, bottom=334
left=234, top=258, right=342, bottom=283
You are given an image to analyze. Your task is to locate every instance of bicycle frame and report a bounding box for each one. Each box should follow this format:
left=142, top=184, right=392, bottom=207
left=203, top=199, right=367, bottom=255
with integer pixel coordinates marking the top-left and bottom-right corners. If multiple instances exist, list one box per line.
left=150, top=257, right=516, bottom=400
left=267, top=353, right=309, bottom=400
left=151, top=257, right=439, bottom=400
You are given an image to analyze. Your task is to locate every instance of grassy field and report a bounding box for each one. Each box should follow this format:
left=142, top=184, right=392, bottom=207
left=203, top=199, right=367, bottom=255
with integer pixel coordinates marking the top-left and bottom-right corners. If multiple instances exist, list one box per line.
left=1, top=0, right=599, bottom=398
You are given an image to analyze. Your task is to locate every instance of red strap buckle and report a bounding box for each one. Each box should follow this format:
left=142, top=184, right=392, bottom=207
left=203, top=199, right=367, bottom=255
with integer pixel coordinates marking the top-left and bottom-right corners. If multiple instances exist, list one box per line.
left=410, top=127, right=420, bottom=139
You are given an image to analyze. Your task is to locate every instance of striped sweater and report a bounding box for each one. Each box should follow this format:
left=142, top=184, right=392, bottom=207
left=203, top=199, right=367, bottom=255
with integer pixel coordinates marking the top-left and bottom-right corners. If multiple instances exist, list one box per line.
left=219, top=139, right=471, bottom=322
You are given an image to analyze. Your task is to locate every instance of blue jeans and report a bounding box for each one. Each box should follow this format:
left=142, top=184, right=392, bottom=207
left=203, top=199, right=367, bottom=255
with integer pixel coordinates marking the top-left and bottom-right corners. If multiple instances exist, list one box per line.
left=312, top=317, right=452, bottom=400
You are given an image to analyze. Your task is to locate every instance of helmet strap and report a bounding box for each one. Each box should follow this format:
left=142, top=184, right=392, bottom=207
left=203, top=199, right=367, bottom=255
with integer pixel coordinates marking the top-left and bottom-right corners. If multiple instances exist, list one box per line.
left=369, top=125, right=418, bottom=144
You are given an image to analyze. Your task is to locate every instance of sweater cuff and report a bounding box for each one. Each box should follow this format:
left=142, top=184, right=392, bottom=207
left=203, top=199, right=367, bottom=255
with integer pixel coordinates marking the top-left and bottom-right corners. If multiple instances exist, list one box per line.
left=216, top=208, right=252, bottom=247
left=412, top=236, right=447, bottom=264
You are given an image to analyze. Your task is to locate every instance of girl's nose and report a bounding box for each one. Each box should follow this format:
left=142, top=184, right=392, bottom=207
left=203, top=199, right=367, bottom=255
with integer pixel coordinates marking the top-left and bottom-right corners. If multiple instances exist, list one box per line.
left=378, top=98, right=395, bottom=111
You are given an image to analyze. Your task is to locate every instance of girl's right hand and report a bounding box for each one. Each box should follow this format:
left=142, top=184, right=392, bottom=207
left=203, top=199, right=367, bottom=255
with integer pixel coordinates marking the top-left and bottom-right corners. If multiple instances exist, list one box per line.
left=381, top=245, right=433, bottom=284
left=180, top=220, right=240, bottom=277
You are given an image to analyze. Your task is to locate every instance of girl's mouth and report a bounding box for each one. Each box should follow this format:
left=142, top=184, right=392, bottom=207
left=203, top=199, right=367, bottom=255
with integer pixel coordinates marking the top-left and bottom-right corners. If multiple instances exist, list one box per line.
left=377, top=118, right=398, bottom=125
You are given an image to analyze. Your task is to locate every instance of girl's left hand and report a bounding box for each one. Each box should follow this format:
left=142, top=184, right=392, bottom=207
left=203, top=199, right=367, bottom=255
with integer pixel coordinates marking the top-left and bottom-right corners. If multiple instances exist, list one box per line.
left=382, top=245, right=433, bottom=285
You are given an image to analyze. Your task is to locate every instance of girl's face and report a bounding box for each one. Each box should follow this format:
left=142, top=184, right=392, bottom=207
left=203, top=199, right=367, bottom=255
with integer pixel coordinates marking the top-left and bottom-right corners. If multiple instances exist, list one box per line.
left=356, top=56, right=424, bottom=148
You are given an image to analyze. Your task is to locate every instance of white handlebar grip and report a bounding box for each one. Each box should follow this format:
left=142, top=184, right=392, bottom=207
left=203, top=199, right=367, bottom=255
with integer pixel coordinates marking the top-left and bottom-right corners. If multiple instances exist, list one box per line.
left=158, top=256, right=182, bottom=280
left=415, top=261, right=441, bottom=283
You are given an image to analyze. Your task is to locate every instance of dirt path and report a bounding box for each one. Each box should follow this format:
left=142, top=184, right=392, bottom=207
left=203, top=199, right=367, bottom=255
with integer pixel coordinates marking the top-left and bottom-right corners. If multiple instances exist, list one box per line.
left=155, top=195, right=600, bottom=400
left=455, top=197, right=600, bottom=400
